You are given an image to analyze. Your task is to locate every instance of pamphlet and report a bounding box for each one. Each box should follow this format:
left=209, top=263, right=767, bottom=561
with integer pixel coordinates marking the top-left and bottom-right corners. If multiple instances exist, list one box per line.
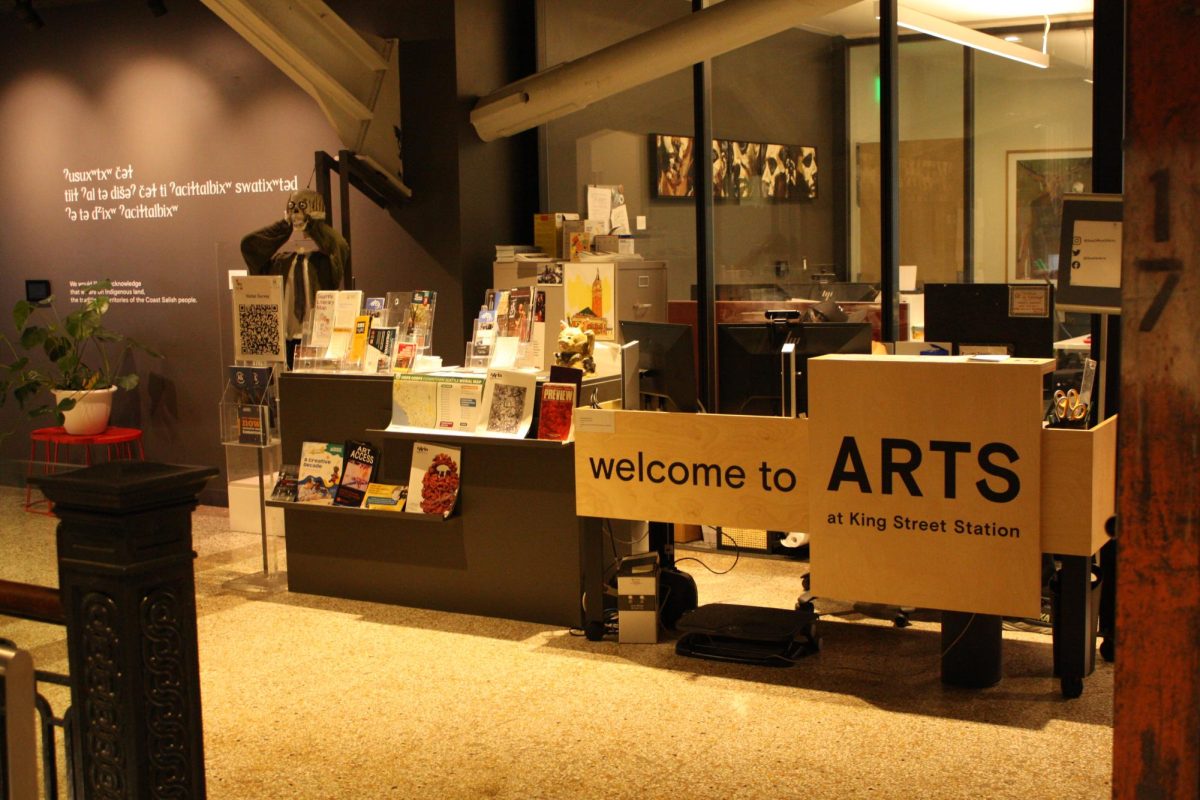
left=333, top=440, right=379, bottom=508
left=549, top=365, right=584, bottom=406
left=470, top=309, right=497, bottom=365
left=477, top=368, right=537, bottom=438
left=393, top=341, right=417, bottom=373
left=404, top=290, right=438, bottom=352
left=536, top=382, right=577, bottom=441
left=308, top=290, right=337, bottom=351
left=296, top=441, right=345, bottom=504
left=367, top=326, right=399, bottom=373
left=322, top=290, right=363, bottom=360
left=505, top=287, right=534, bottom=342
left=346, top=315, right=372, bottom=367
left=363, top=483, right=407, bottom=511
left=407, top=441, right=461, bottom=519
left=364, top=296, right=387, bottom=319
left=227, top=365, right=274, bottom=405
left=388, top=373, right=486, bottom=432
left=490, top=337, right=519, bottom=369
left=237, top=404, right=268, bottom=445
left=269, top=465, right=299, bottom=502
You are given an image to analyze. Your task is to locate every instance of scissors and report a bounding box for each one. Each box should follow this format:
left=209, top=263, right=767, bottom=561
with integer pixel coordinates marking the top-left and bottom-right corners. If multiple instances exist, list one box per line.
left=1053, top=389, right=1088, bottom=422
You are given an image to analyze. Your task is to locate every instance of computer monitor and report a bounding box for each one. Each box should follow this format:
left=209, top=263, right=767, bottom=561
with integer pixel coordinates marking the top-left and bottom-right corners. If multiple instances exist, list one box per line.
left=790, top=282, right=879, bottom=302
left=717, top=321, right=872, bottom=416
left=924, top=283, right=1055, bottom=358
left=618, top=320, right=699, bottom=412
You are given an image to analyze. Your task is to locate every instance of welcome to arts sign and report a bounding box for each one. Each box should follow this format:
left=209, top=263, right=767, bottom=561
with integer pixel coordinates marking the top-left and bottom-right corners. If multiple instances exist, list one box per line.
left=573, top=355, right=1053, bottom=619
left=573, top=410, right=809, bottom=534
left=807, top=355, right=1048, bottom=618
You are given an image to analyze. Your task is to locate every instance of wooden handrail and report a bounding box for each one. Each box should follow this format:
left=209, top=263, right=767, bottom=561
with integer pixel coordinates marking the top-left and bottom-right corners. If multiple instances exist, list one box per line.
left=0, top=578, right=65, bottom=625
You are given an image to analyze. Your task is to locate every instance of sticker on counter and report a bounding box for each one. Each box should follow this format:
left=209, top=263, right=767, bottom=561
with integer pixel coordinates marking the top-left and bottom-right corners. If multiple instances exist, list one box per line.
left=574, top=408, right=615, bottom=434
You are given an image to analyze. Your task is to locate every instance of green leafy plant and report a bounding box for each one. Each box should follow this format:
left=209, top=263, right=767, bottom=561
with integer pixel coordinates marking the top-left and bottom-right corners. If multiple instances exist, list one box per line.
left=0, top=279, right=160, bottom=423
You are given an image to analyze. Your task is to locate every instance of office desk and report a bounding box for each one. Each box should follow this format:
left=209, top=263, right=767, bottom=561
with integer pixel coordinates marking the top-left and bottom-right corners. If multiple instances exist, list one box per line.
left=1054, top=334, right=1092, bottom=352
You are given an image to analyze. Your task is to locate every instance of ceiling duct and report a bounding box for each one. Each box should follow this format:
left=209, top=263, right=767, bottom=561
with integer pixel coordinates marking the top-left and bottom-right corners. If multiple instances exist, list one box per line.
left=471, top=0, right=858, bottom=142
left=201, top=0, right=409, bottom=197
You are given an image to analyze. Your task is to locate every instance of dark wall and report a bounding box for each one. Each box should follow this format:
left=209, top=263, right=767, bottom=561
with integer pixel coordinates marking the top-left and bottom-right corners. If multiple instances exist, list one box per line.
left=455, top=0, right=540, bottom=324
left=0, top=0, right=536, bottom=501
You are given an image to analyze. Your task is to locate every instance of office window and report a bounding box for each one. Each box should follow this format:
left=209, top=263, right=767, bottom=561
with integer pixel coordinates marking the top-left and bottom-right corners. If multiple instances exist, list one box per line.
left=848, top=20, right=1094, bottom=288
left=539, top=0, right=695, bottom=302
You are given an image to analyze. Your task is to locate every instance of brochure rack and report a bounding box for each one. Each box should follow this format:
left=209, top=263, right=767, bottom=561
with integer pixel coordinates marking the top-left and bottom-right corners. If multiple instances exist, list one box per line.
left=219, top=364, right=284, bottom=582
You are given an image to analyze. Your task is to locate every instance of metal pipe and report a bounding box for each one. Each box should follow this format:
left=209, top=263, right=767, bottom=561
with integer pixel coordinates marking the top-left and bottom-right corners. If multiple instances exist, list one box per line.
left=471, top=0, right=858, bottom=141
left=0, top=579, right=64, bottom=626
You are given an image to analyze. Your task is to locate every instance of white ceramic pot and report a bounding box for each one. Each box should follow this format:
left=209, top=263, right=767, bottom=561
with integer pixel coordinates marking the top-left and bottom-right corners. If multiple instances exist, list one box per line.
left=53, top=386, right=117, bottom=435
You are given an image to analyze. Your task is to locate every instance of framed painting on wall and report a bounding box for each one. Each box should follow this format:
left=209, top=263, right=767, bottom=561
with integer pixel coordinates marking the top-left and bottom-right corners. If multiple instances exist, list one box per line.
left=1006, top=148, right=1093, bottom=282
left=762, top=144, right=818, bottom=200
left=652, top=134, right=818, bottom=202
left=653, top=134, right=695, bottom=198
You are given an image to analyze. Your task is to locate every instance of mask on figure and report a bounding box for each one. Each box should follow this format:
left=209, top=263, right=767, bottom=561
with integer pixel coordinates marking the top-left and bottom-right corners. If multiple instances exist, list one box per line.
left=286, top=189, right=327, bottom=232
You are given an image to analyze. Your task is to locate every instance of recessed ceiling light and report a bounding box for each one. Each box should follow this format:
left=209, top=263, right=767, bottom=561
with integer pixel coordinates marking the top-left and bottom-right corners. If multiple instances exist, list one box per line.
left=1004, top=35, right=1022, bottom=42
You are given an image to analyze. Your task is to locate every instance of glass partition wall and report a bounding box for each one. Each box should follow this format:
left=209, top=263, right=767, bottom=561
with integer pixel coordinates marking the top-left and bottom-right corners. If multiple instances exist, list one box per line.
left=709, top=29, right=845, bottom=298
left=539, top=1, right=696, bottom=303
left=849, top=23, right=1095, bottom=287
left=537, top=2, right=1095, bottom=400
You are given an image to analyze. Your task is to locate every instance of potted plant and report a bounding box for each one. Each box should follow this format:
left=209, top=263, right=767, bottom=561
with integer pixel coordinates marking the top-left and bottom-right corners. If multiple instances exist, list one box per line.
left=1, top=279, right=160, bottom=435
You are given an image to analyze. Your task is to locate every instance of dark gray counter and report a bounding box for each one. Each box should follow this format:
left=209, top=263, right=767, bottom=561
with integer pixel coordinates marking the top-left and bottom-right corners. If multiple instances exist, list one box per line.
left=277, top=372, right=596, bottom=627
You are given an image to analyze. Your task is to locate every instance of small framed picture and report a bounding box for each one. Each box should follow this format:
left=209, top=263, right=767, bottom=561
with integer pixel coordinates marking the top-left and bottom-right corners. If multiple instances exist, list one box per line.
left=25, top=279, right=51, bottom=302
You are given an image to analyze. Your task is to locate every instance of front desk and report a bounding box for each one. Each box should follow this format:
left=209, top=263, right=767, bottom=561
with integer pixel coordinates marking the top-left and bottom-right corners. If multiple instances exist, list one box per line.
left=276, top=357, right=1115, bottom=695
left=574, top=355, right=1117, bottom=695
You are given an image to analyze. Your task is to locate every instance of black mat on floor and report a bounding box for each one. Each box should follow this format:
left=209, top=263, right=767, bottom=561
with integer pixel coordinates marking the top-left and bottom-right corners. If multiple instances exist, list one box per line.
left=675, top=602, right=820, bottom=667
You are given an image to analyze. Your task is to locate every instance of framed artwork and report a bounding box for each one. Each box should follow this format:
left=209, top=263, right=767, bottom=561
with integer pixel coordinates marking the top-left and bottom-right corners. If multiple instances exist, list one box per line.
left=728, top=140, right=764, bottom=199
left=653, top=134, right=695, bottom=198
left=651, top=134, right=817, bottom=201
left=711, top=138, right=733, bottom=199
left=1006, top=148, right=1093, bottom=282
left=762, top=143, right=818, bottom=200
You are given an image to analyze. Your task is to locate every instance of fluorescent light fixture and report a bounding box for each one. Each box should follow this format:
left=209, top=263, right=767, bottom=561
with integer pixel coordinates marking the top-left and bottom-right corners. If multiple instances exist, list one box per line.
left=874, top=3, right=1050, bottom=69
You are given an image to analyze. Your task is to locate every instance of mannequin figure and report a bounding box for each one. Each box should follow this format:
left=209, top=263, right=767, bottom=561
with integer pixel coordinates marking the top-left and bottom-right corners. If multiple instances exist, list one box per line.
left=240, top=189, right=350, bottom=342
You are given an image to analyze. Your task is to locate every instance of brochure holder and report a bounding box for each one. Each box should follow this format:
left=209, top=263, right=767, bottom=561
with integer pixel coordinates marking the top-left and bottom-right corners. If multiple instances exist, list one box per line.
left=293, top=289, right=437, bottom=375
left=219, top=364, right=285, bottom=587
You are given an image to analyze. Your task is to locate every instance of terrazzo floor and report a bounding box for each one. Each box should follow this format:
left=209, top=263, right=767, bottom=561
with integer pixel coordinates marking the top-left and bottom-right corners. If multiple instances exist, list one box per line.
left=0, top=487, right=1112, bottom=799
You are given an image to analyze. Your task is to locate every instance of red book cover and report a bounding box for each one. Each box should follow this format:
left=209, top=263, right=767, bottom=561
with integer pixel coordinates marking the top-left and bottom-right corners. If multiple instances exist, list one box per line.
left=536, top=382, right=577, bottom=441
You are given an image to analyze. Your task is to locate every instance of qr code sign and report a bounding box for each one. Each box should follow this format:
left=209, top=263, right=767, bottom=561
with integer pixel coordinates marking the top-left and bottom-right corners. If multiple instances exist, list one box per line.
left=237, top=303, right=282, bottom=356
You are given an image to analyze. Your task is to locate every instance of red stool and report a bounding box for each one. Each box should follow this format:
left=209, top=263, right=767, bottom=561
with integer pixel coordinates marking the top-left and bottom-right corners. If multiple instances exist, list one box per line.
left=25, top=426, right=145, bottom=513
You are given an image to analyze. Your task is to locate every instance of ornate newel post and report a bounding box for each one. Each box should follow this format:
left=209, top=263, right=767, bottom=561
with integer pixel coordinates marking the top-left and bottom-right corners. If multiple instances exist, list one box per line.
left=32, top=461, right=218, bottom=800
